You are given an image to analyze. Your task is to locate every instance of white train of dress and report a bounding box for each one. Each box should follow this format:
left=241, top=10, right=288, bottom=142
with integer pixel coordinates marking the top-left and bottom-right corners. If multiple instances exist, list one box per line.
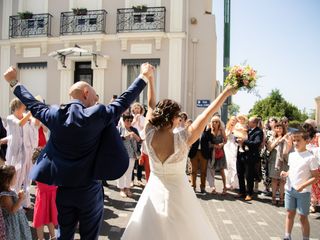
left=121, top=125, right=220, bottom=240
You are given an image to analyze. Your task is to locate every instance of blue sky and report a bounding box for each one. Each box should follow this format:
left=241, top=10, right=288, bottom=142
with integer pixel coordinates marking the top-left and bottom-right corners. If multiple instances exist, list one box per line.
left=212, top=0, right=320, bottom=115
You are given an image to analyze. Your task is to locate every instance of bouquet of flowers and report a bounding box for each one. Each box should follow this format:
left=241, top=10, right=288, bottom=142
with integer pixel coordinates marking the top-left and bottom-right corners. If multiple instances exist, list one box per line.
left=224, top=64, right=258, bottom=92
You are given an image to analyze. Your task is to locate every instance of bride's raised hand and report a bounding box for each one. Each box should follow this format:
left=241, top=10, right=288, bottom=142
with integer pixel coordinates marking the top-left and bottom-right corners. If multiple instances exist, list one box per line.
left=224, top=84, right=238, bottom=95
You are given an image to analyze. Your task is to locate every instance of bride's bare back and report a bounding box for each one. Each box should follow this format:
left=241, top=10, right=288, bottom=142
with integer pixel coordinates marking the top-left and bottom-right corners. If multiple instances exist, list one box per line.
left=150, top=130, right=175, bottom=163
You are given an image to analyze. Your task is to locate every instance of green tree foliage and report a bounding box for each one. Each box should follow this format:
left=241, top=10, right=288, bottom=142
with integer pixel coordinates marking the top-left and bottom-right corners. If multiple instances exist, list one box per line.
left=249, top=89, right=308, bottom=122
left=228, top=103, right=240, bottom=117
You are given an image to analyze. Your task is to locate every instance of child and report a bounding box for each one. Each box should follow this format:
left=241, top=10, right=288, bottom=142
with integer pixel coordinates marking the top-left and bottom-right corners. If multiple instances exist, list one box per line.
left=280, top=131, right=320, bottom=240
left=33, top=182, right=58, bottom=240
left=0, top=165, right=32, bottom=240
left=33, top=119, right=58, bottom=240
left=0, top=208, right=5, bottom=240
left=233, top=114, right=248, bottom=152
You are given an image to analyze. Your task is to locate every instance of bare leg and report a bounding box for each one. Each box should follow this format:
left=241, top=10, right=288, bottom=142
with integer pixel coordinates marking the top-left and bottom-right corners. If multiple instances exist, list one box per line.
left=300, top=214, right=310, bottom=238
left=279, top=179, right=285, bottom=205
left=285, top=210, right=296, bottom=235
left=220, top=169, right=227, bottom=194
left=47, top=223, right=56, bottom=239
left=36, top=226, right=45, bottom=240
left=271, top=178, right=277, bottom=204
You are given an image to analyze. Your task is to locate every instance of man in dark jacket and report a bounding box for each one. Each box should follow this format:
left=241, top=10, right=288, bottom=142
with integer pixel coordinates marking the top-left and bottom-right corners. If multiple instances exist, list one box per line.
left=0, top=117, right=7, bottom=165
left=188, top=128, right=211, bottom=193
left=236, top=116, right=263, bottom=201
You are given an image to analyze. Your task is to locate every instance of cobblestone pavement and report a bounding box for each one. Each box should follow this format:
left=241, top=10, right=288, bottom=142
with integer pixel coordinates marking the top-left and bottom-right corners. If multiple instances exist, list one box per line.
left=27, top=175, right=320, bottom=240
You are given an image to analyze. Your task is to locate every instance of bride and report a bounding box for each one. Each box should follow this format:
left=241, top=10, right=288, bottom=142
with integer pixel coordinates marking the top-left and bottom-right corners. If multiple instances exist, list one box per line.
left=121, top=64, right=236, bottom=240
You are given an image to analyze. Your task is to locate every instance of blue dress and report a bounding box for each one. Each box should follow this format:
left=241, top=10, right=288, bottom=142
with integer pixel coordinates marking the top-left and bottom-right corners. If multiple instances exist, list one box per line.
left=0, top=191, right=32, bottom=240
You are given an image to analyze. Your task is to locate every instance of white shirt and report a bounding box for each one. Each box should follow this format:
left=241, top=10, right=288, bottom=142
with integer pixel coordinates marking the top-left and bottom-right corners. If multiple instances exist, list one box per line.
left=286, top=150, right=319, bottom=192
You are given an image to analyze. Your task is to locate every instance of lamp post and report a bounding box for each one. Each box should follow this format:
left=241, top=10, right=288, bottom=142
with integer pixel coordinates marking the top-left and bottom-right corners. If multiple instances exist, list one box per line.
left=221, top=0, right=231, bottom=123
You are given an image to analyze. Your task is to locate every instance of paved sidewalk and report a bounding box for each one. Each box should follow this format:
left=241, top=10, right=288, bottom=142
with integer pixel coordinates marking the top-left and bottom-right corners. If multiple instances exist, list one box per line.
left=27, top=175, right=320, bottom=240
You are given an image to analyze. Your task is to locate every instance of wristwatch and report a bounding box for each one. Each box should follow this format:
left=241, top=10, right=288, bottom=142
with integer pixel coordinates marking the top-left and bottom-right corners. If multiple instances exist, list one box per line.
left=9, top=79, right=19, bottom=88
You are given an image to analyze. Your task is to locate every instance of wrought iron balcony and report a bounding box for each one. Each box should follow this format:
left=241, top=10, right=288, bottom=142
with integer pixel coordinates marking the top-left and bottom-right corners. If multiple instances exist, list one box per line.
left=9, top=13, right=52, bottom=38
left=60, top=10, right=107, bottom=35
left=117, top=7, right=166, bottom=33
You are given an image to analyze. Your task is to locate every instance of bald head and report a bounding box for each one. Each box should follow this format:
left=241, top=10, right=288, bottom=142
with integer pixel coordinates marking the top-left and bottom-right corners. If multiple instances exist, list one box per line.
left=69, top=81, right=98, bottom=107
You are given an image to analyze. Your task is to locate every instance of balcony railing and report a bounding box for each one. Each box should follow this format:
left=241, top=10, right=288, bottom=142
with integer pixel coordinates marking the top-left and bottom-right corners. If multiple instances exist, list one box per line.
left=117, top=7, right=166, bottom=33
left=9, top=13, right=52, bottom=38
left=60, top=10, right=107, bottom=35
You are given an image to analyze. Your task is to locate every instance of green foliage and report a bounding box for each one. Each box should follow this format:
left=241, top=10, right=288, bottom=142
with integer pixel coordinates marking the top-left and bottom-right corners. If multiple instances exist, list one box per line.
left=228, top=103, right=240, bottom=117
left=288, top=120, right=301, bottom=129
left=17, top=11, right=33, bottom=19
left=249, top=89, right=308, bottom=122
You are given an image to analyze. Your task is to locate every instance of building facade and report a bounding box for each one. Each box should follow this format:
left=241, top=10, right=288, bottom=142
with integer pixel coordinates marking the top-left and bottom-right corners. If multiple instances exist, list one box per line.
left=0, top=0, right=219, bottom=119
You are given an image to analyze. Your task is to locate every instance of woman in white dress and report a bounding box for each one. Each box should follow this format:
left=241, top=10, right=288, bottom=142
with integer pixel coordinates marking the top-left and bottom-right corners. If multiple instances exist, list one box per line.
left=121, top=65, right=236, bottom=240
left=5, top=98, right=39, bottom=208
left=224, top=116, right=239, bottom=190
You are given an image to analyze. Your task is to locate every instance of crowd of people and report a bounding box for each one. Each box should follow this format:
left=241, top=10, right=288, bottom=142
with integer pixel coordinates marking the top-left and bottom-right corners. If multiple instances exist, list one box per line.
left=0, top=63, right=319, bottom=240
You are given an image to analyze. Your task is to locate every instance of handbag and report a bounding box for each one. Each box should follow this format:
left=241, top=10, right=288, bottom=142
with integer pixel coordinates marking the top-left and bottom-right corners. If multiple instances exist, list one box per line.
left=214, top=148, right=224, bottom=160
left=32, top=147, right=42, bottom=164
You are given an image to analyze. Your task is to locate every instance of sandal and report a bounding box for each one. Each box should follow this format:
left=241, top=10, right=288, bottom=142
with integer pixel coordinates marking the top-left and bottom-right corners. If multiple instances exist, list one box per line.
left=221, top=188, right=227, bottom=195
left=211, top=188, right=217, bottom=194
left=279, top=198, right=284, bottom=207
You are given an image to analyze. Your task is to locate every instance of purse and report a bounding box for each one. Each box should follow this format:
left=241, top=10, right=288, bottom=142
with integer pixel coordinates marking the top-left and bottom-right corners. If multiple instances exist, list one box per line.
left=32, top=147, right=42, bottom=164
left=214, top=148, right=224, bottom=160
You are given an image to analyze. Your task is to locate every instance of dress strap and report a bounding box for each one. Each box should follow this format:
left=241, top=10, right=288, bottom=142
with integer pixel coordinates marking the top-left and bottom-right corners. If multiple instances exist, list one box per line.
left=0, top=191, right=15, bottom=197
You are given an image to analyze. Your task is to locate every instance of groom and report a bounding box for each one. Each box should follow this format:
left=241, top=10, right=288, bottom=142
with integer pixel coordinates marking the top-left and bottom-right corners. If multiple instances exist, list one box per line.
left=3, top=64, right=154, bottom=239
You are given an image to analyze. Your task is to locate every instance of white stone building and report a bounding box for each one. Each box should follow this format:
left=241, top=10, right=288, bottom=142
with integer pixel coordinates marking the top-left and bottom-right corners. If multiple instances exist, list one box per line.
left=0, top=0, right=220, bottom=119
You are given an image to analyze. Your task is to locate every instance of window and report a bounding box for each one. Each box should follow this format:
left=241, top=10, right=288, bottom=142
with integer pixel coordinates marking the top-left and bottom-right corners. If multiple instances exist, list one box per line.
left=77, top=19, right=86, bottom=25
left=37, top=19, right=44, bottom=28
left=133, top=14, right=142, bottom=23
left=146, top=14, right=154, bottom=22
left=74, top=62, right=93, bottom=86
left=27, top=19, right=35, bottom=28
left=122, top=59, right=160, bottom=106
left=89, top=18, right=97, bottom=25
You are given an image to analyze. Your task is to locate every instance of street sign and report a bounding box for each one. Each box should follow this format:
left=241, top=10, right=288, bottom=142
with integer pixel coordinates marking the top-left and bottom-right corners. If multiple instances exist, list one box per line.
left=197, top=99, right=211, bottom=108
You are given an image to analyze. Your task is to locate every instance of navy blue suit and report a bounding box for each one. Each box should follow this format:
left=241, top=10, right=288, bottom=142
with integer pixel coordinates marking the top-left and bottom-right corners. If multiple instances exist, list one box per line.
left=236, top=127, right=263, bottom=196
left=13, top=77, right=146, bottom=240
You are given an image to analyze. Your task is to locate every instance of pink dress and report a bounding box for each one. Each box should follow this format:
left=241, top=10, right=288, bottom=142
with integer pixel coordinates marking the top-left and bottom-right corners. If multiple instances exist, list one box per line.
left=310, top=135, right=320, bottom=206
left=33, top=182, right=58, bottom=228
left=33, top=127, right=58, bottom=228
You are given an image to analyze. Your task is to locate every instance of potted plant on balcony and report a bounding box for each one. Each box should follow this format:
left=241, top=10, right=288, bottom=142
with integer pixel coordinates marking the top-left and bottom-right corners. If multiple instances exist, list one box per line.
left=72, top=8, right=88, bottom=16
left=18, top=11, right=33, bottom=19
left=132, top=5, right=148, bottom=13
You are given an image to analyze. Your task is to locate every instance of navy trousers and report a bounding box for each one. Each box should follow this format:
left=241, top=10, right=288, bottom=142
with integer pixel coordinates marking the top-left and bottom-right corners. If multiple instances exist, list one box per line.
left=56, top=181, right=104, bottom=240
left=237, top=152, right=255, bottom=196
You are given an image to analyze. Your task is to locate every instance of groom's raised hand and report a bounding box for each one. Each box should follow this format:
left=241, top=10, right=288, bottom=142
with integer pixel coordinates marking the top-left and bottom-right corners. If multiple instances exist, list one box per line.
left=3, top=66, right=17, bottom=83
left=140, top=63, right=155, bottom=82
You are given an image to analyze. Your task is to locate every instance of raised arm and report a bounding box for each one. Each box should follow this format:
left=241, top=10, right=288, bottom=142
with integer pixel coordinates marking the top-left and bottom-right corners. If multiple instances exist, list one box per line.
left=3, top=67, right=53, bottom=127
left=105, top=63, right=154, bottom=124
left=186, top=86, right=235, bottom=146
left=145, top=67, right=156, bottom=125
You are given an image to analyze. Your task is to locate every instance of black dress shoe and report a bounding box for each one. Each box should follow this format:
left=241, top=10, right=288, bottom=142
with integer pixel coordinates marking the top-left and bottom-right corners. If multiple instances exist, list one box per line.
left=234, top=193, right=246, bottom=199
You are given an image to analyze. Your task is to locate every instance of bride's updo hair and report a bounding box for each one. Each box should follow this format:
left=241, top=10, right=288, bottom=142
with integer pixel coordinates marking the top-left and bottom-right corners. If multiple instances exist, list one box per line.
left=149, top=99, right=181, bottom=128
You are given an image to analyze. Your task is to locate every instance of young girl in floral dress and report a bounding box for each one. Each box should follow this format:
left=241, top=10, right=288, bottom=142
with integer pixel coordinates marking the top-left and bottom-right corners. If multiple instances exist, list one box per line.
left=0, top=165, right=32, bottom=240
left=0, top=208, right=5, bottom=240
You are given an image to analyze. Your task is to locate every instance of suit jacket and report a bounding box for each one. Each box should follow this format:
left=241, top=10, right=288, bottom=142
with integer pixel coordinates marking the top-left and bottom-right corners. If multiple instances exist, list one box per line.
left=237, top=127, right=263, bottom=162
left=0, top=117, right=7, bottom=160
left=188, top=128, right=212, bottom=160
left=13, top=77, right=146, bottom=187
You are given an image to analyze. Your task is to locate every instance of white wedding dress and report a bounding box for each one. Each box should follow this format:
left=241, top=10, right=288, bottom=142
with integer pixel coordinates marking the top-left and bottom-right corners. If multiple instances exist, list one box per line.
left=121, top=124, right=220, bottom=240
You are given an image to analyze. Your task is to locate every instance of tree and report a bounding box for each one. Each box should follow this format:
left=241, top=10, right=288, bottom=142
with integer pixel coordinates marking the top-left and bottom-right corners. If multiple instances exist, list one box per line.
left=249, top=89, right=308, bottom=122
left=228, top=103, right=240, bottom=117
